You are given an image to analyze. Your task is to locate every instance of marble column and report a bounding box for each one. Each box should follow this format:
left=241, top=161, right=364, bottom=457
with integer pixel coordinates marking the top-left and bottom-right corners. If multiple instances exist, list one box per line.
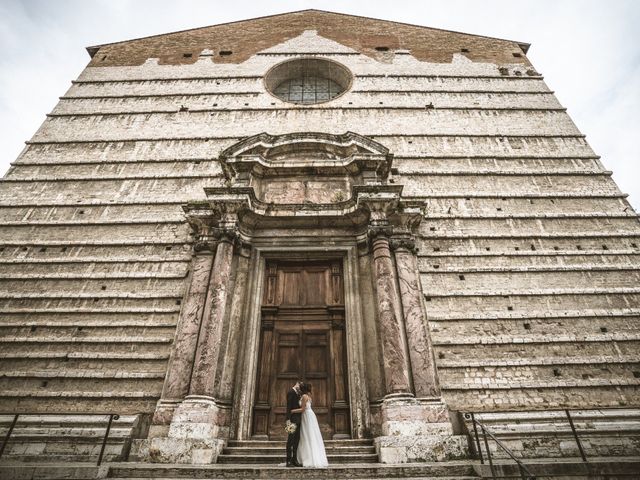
left=392, top=237, right=441, bottom=398
left=165, top=228, right=236, bottom=445
left=149, top=245, right=215, bottom=435
left=189, top=230, right=235, bottom=397
left=370, top=230, right=467, bottom=465
left=133, top=228, right=237, bottom=464
left=370, top=230, right=412, bottom=395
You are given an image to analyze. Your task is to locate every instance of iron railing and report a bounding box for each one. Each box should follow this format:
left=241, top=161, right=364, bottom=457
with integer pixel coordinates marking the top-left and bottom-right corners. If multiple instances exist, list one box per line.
left=463, top=407, right=635, bottom=479
left=465, top=412, right=536, bottom=480
left=0, top=413, right=120, bottom=466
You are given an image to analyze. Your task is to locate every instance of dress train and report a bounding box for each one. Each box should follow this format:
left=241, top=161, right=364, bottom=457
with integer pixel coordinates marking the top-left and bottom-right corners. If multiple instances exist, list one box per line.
left=296, top=399, right=328, bottom=468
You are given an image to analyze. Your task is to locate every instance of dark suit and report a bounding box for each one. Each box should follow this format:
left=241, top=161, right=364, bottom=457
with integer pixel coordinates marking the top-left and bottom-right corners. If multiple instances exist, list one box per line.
left=286, top=387, right=302, bottom=464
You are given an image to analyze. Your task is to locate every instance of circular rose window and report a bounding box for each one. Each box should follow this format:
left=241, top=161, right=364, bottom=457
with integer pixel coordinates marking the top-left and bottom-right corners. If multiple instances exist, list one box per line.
left=265, top=58, right=352, bottom=105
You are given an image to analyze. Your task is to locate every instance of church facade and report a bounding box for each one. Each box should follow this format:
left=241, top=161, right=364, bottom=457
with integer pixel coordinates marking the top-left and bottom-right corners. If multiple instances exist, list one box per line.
left=1, top=10, right=639, bottom=465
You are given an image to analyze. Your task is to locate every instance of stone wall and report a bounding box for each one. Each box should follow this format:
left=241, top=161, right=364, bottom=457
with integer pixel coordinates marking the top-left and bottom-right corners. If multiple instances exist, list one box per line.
left=0, top=11, right=638, bottom=422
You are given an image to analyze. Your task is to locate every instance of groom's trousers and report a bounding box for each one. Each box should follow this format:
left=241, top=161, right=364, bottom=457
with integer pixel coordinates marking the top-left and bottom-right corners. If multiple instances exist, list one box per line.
left=286, top=415, right=301, bottom=463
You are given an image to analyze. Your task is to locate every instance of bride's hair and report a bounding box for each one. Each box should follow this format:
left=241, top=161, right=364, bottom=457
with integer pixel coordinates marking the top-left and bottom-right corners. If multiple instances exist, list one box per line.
left=300, top=382, right=312, bottom=395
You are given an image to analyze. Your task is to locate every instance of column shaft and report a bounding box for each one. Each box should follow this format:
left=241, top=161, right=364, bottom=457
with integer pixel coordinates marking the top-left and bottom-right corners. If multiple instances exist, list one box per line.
left=394, top=246, right=441, bottom=398
left=161, top=251, right=214, bottom=400
left=371, top=236, right=412, bottom=395
left=189, top=237, right=234, bottom=397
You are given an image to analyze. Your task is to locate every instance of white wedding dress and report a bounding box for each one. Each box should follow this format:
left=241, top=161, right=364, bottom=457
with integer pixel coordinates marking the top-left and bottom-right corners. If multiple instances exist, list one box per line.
left=296, top=397, right=329, bottom=467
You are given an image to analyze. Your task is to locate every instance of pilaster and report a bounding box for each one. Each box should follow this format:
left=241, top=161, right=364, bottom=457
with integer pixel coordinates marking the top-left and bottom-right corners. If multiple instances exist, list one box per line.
left=363, top=201, right=469, bottom=463
left=369, top=227, right=413, bottom=395
left=132, top=208, right=242, bottom=464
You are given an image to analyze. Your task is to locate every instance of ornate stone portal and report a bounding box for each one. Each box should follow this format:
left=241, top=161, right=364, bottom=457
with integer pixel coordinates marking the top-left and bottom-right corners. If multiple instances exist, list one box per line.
left=133, top=132, right=467, bottom=463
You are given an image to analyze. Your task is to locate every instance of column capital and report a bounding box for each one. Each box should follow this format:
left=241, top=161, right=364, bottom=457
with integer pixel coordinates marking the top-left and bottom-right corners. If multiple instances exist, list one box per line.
left=211, top=225, right=239, bottom=244
left=367, top=225, right=394, bottom=241
left=390, top=234, right=417, bottom=254
left=194, top=239, right=216, bottom=253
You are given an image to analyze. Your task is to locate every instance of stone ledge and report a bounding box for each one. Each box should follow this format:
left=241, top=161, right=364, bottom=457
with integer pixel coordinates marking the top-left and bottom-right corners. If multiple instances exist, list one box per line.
left=72, top=72, right=546, bottom=83
left=419, top=229, right=639, bottom=237
left=0, top=371, right=166, bottom=379
left=13, top=154, right=603, bottom=166
left=0, top=257, right=191, bottom=264
left=421, top=265, right=640, bottom=273
left=474, top=457, right=640, bottom=477
left=0, top=336, right=172, bottom=343
left=427, top=308, right=640, bottom=321
left=443, top=378, right=640, bottom=389
left=432, top=332, right=640, bottom=345
left=425, top=286, right=640, bottom=298
left=0, top=273, right=187, bottom=280
left=61, top=89, right=552, bottom=99
left=375, top=434, right=469, bottom=463
left=1, top=174, right=223, bottom=183
left=0, top=307, right=180, bottom=314
left=0, top=321, right=177, bottom=327
left=0, top=352, right=169, bottom=359
left=45, top=107, right=571, bottom=118
left=0, top=465, right=105, bottom=480
left=24, top=133, right=588, bottom=146
left=130, top=437, right=225, bottom=464
left=422, top=250, right=640, bottom=258
left=438, top=355, right=640, bottom=368
left=0, top=390, right=159, bottom=398
left=474, top=408, right=640, bottom=422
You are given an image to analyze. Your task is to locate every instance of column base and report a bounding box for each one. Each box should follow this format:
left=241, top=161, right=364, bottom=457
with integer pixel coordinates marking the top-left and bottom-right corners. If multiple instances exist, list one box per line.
left=131, top=437, right=226, bottom=464
left=374, top=394, right=469, bottom=463
left=131, top=396, right=229, bottom=464
left=147, top=399, right=181, bottom=438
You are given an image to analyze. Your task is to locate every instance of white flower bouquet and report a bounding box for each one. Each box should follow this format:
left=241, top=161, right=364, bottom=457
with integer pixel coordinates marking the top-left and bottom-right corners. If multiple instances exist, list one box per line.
left=284, top=420, right=297, bottom=434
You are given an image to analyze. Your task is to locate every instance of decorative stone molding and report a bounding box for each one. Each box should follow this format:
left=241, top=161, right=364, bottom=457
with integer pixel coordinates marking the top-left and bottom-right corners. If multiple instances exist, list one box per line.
left=219, top=131, right=392, bottom=181
left=211, top=132, right=396, bottom=228
left=139, top=131, right=460, bottom=465
left=390, top=235, right=418, bottom=254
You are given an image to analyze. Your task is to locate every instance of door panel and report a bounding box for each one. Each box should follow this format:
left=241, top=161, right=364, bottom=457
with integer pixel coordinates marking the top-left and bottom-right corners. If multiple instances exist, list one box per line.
left=252, top=260, right=350, bottom=439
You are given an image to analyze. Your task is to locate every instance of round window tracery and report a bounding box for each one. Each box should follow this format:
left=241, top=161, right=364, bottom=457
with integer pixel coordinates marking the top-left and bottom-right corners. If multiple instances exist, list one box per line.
left=265, top=58, right=352, bottom=105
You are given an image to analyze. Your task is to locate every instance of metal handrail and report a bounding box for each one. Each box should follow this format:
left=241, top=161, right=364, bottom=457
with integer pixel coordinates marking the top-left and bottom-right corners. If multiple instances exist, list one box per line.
left=0, top=413, right=120, bottom=465
left=464, top=412, right=537, bottom=480
left=564, top=409, right=587, bottom=462
left=464, top=406, right=629, bottom=472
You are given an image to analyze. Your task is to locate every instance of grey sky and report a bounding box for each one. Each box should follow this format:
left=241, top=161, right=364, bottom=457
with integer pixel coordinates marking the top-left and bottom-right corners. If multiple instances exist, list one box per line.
left=1, top=0, right=638, bottom=210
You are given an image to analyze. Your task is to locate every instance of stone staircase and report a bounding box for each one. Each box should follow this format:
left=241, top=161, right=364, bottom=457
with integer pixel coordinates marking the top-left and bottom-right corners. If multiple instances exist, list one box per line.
left=218, top=438, right=378, bottom=464
left=106, top=460, right=480, bottom=479
left=2, top=427, right=640, bottom=479
left=464, top=409, right=640, bottom=459
left=0, top=414, right=144, bottom=463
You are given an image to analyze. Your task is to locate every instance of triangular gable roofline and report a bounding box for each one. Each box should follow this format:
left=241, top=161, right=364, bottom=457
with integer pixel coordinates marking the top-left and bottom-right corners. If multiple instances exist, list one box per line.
left=86, top=9, right=530, bottom=58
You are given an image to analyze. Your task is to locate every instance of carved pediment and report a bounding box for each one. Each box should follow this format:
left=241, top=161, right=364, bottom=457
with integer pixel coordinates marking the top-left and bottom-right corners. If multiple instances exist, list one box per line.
left=185, top=132, right=425, bottom=235
left=219, top=132, right=393, bottom=206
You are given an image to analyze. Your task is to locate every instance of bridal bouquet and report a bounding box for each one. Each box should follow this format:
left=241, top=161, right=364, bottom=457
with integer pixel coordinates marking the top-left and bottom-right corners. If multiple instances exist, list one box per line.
left=284, top=420, right=297, bottom=434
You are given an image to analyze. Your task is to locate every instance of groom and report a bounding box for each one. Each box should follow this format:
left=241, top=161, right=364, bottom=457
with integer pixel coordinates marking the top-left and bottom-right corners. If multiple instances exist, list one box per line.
left=285, top=380, right=303, bottom=467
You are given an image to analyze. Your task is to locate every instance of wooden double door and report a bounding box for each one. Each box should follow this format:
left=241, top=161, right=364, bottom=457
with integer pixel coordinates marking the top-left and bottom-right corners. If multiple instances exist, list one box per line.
left=252, top=260, right=350, bottom=439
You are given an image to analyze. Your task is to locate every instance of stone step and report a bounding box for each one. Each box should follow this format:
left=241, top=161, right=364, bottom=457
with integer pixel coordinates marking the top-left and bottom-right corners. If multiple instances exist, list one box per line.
left=109, top=477, right=479, bottom=480
left=0, top=415, right=139, bottom=429
left=226, top=438, right=373, bottom=447
left=0, top=414, right=142, bottom=463
left=223, top=445, right=375, bottom=455
left=3, top=452, right=123, bottom=463
left=0, top=464, right=102, bottom=480
left=217, top=453, right=379, bottom=464
left=106, top=461, right=478, bottom=479
left=0, top=432, right=133, bottom=440
left=464, top=409, right=640, bottom=459
left=475, top=456, right=640, bottom=478
left=2, top=444, right=127, bottom=463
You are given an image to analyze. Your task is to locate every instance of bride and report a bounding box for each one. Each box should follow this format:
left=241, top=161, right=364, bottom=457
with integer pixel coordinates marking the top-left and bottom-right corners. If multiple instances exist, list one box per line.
left=290, top=382, right=329, bottom=467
